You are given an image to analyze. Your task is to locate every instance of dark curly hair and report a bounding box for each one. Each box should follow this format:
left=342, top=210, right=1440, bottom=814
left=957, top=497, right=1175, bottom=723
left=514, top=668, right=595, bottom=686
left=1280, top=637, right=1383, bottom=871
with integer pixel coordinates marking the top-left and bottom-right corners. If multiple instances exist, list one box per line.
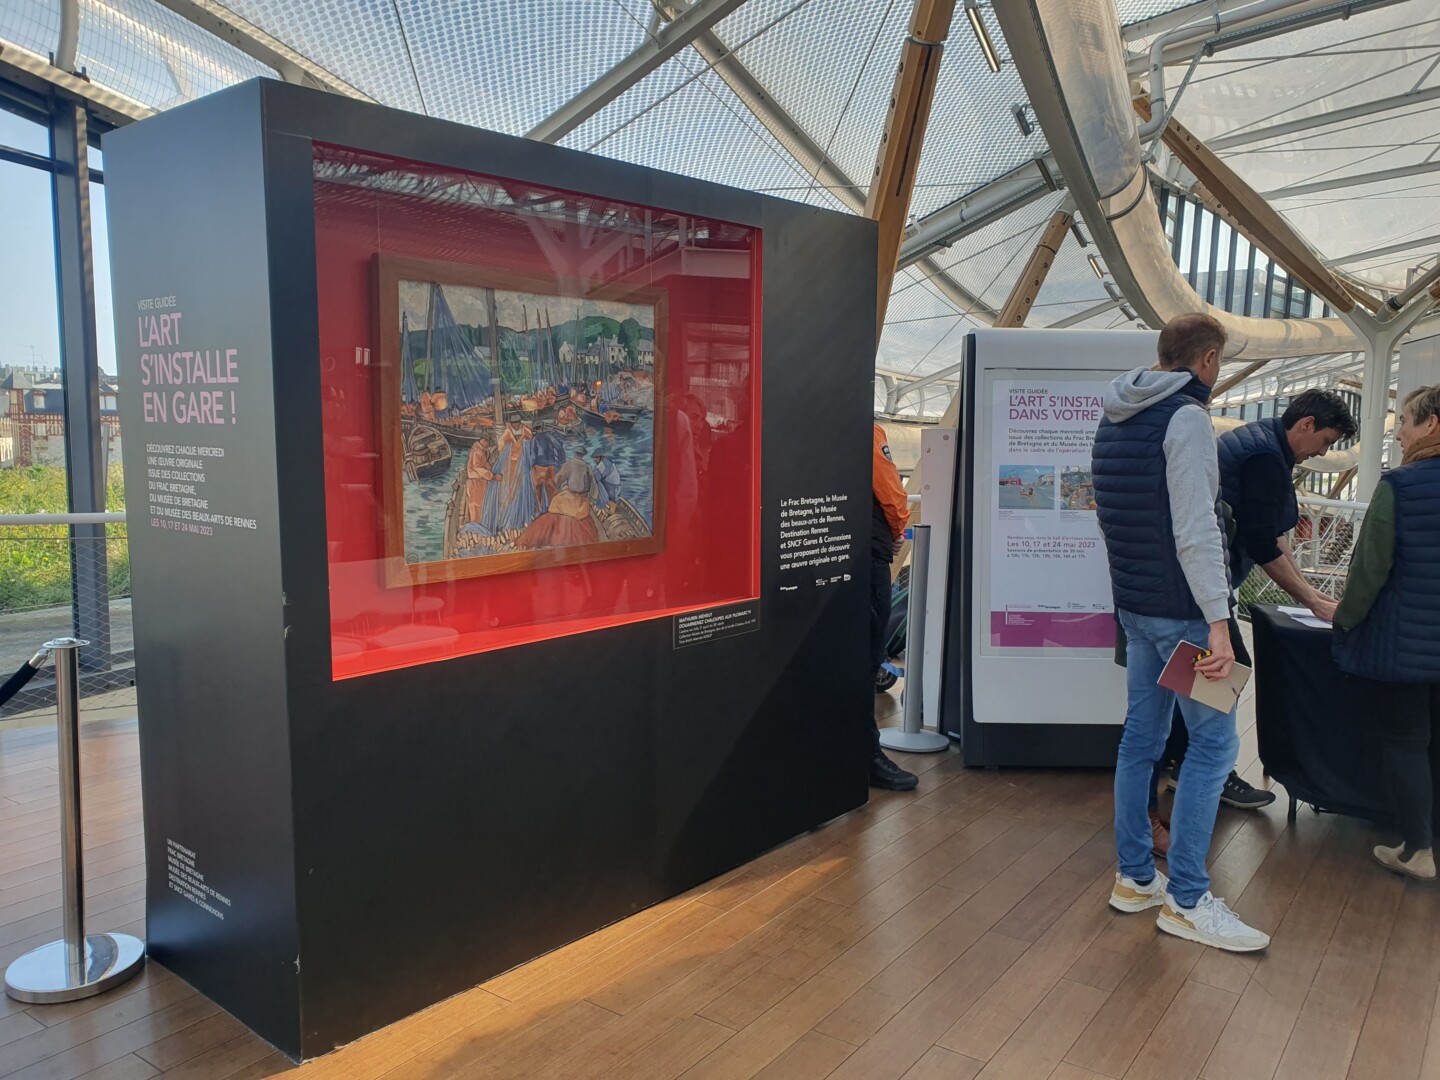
left=1282, top=389, right=1357, bottom=440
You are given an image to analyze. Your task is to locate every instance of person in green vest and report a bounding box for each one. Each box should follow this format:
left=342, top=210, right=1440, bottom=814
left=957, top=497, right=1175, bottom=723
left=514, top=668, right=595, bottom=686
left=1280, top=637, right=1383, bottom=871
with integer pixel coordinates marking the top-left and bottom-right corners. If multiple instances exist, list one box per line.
left=1333, top=385, right=1440, bottom=882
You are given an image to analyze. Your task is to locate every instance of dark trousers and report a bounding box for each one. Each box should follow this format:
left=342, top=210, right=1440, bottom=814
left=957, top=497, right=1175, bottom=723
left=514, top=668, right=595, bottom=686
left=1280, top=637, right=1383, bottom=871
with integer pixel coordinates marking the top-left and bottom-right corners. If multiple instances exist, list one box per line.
left=1149, top=617, right=1251, bottom=808
left=870, top=555, right=892, bottom=676
left=1375, top=683, right=1440, bottom=852
left=868, top=555, right=891, bottom=753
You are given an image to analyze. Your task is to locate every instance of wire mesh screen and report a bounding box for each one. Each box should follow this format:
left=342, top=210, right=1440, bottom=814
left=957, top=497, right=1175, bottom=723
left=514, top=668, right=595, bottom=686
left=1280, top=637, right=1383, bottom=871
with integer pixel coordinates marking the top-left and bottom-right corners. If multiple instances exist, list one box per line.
left=395, top=0, right=649, bottom=134
left=560, top=53, right=849, bottom=212
left=929, top=190, right=1068, bottom=309
left=0, top=528, right=135, bottom=725
left=0, top=0, right=60, bottom=59
left=879, top=266, right=979, bottom=380
left=908, top=41, right=1048, bottom=220
left=219, top=0, right=422, bottom=111
left=722, top=0, right=910, bottom=203
left=1236, top=498, right=1365, bottom=618
left=1115, top=0, right=1205, bottom=25
left=77, top=0, right=274, bottom=111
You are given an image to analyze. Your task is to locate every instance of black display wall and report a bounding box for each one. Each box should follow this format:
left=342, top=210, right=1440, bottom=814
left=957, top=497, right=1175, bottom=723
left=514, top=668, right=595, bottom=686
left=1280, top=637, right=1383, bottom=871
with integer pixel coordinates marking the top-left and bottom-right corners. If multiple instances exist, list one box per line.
left=104, top=80, right=877, bottom=1059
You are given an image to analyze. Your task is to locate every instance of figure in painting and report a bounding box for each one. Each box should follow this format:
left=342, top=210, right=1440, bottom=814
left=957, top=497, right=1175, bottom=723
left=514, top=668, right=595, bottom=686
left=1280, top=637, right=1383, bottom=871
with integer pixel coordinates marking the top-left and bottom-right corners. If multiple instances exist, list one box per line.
left=517, top=447, right=601, bottom=549
left=531, top=427, right=566, bottom=508
left=394, top=273, right=661, bottom=575
left=593, top=451, right=621, bottom=509
left=465, top=436, right=496, bottom=524
left=478, top=412, right=541, bottom=542
left=556, top=446, right=599, bottom=501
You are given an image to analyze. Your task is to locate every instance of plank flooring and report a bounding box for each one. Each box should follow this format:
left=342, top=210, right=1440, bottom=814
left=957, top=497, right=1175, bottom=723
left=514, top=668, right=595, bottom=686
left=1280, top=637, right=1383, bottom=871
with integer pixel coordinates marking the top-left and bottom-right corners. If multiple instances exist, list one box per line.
left=2, top=688, right=1438, bottom=1079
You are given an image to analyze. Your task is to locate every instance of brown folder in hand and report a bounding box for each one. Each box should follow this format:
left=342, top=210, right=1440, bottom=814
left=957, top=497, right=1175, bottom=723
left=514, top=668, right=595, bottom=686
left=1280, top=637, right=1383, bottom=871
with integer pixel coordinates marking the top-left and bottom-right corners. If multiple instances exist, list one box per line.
left=1158, top=640, right=1251, bottom=713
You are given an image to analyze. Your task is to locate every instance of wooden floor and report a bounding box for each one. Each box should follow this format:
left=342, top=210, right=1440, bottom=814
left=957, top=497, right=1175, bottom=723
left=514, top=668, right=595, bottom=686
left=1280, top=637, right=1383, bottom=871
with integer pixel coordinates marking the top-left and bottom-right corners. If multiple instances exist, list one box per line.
left=2, top=691, right=1439, bottom=1080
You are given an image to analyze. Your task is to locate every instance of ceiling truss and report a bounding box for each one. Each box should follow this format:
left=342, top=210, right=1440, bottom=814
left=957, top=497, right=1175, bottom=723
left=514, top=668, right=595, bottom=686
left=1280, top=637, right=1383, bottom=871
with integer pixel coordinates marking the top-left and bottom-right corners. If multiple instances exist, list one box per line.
left=6, top=0, right=1439, bottom=400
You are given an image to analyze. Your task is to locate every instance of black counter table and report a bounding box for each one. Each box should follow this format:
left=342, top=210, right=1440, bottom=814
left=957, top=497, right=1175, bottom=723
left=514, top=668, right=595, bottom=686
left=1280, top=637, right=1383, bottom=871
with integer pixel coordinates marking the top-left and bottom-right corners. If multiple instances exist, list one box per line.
left=1251, top=604, right=1392, bottom=828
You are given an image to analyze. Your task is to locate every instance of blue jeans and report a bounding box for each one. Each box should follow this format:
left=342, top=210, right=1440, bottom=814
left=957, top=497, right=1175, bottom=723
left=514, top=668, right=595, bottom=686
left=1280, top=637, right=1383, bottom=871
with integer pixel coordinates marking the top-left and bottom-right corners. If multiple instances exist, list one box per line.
left=1116, top=609, right=1240, bottom=907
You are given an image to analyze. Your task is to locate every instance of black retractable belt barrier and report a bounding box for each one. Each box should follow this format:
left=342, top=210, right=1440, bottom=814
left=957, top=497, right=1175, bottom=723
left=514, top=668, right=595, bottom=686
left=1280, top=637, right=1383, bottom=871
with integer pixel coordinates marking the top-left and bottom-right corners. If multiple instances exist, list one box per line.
left=0, top=651, right=48, bottom=713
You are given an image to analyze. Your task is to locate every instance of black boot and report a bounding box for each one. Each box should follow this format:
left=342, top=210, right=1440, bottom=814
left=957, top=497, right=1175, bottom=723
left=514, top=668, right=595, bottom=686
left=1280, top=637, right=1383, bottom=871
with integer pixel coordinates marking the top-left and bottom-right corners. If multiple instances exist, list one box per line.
left=870, top=751, right=918, bottom=791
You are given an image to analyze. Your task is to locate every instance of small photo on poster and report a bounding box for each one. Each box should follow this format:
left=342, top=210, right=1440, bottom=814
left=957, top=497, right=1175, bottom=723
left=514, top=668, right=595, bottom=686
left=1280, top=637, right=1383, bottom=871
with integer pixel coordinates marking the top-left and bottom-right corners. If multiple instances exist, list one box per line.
left=1060, top=467, right=1096, bottom=512
left=987, top=376, right=1111, bottom=651
left=998, top=465, right=1056, bottom=511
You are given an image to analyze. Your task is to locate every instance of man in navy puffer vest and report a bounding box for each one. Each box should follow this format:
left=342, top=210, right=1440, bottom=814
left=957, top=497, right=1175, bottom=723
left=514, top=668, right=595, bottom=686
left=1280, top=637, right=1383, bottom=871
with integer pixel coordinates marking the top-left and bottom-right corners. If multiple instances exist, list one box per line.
left=1156, top=390, right=1357, bottom=816
left=1092, top=313, right=1269, bottom=954
left=1334, top=385, right=1440, bottom=881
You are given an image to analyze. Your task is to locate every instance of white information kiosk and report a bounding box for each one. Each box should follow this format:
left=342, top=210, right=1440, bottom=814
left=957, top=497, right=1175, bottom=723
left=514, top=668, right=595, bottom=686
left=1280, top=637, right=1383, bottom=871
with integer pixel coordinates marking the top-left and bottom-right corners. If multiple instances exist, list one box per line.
left=942, top=328, right=1159, bottom=766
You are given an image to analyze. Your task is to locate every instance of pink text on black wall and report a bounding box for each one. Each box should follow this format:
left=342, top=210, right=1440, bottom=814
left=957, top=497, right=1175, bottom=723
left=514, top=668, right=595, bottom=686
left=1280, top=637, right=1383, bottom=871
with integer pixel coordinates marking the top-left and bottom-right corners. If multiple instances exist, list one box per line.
left=137, top=311, right=241, bottom=426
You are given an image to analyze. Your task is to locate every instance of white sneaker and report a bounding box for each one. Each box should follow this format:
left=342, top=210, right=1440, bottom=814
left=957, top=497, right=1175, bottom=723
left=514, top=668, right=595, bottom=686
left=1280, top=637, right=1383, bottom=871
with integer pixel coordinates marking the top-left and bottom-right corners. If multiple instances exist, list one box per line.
left=1109, top=870, right=1169, bottom=913
left=1157, top=891, right=1270, bottom=952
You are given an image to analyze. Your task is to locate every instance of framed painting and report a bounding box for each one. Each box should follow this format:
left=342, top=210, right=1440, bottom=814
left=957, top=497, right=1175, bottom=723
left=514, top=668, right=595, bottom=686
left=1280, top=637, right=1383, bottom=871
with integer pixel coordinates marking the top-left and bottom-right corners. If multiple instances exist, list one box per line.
left=375, top=255, right=668, bottom=586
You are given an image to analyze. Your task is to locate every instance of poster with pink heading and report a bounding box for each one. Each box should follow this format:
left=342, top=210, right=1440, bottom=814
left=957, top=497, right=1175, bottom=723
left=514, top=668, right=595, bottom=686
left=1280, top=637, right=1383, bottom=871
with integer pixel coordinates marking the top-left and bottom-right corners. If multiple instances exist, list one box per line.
left=988, top=377, right=1113, bottom=649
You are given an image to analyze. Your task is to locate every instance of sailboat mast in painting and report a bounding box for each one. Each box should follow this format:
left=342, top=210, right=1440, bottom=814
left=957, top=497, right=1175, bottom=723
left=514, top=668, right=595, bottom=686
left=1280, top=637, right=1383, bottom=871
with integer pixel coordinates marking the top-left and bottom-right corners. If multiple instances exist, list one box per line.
left=377, top=255, right=667, bottom=586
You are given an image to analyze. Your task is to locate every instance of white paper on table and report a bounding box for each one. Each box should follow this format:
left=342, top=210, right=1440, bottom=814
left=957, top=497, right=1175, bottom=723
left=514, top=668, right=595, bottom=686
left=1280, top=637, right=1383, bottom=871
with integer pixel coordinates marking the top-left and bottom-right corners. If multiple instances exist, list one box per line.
left=1294, top=615, right=1333, bottom=629
left=1278, top=605, right=1315, bottom=618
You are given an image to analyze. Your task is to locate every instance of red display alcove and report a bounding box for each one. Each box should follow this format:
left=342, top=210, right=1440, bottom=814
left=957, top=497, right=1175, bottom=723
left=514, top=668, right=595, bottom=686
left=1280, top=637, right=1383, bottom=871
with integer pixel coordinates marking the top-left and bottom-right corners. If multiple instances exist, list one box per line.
left=312, top=145, right=762, bottom=678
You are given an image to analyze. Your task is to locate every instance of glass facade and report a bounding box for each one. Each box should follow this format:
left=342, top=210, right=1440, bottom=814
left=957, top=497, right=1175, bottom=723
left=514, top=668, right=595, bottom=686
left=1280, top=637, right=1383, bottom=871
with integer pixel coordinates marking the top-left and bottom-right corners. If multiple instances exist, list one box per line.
left=0, top=90, right=131, bottom=715
left=1157, top=184, right=1334, bottom=323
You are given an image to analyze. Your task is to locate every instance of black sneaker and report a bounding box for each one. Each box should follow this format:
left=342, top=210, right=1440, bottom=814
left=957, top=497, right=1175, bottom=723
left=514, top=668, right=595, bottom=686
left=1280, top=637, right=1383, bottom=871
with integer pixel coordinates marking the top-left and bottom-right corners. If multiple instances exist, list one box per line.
left=1220, top=771, right=1275, bottom=810
left=870, top=752, right=918, bottom=792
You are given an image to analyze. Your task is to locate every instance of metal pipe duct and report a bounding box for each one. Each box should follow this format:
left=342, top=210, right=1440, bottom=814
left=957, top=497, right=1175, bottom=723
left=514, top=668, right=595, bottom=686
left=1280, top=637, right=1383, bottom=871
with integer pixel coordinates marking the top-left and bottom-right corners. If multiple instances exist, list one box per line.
left=993, top=0, right=1361, bottom=360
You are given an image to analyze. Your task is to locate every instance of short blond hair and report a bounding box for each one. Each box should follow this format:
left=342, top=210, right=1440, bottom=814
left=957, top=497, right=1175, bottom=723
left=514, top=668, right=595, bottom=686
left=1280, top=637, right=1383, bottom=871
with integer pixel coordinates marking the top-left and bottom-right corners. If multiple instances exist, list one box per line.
left=1404, top=385, right=1440, bottom=426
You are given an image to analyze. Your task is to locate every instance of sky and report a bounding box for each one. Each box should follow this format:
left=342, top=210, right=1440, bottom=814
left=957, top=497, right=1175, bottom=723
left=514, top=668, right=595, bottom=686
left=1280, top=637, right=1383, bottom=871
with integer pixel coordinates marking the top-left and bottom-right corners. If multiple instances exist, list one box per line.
left=999, top=465, right=1053, bottom=485
left=0, top=108, right=118, bottom=376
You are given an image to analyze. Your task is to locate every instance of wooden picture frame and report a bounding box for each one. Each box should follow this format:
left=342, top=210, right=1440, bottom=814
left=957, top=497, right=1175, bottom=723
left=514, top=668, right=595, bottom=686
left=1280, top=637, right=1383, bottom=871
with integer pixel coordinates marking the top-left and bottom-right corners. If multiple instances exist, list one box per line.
left=376, top=254, right=668, bottom=587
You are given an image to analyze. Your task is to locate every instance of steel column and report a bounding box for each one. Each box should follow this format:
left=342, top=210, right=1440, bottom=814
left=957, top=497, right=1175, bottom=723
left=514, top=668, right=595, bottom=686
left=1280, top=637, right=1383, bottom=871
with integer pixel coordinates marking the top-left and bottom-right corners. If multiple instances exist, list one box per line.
left=1357, top=340, right=1392, bottom=497
left=50, top=102, right=110, bottom=672
left=1224, top=224, right=1239, bottom=311
left=56, top=0, right=79, bottom=73
left=1206, top=211, right=1221, bottom=304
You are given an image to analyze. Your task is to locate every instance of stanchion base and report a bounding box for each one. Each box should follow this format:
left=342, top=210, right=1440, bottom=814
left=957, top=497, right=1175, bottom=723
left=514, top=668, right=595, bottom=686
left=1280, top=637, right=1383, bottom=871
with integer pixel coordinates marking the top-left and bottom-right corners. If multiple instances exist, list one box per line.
left=4, top=933, right=145, bottom=1004
left=878, top=728, right=951, bottom=754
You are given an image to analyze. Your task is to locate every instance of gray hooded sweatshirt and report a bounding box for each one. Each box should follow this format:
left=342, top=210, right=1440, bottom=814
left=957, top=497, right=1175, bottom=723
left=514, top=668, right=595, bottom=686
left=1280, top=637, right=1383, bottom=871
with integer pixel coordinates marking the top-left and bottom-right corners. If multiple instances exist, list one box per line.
left=1102, top=368, right=1231, bottom=625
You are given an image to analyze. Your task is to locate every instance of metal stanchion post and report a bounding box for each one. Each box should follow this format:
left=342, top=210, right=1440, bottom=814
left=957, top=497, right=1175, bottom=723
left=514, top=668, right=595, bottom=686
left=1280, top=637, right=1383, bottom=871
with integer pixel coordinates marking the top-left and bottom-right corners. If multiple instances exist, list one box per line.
left=5, top=639, right=144, bottom=1004
left=879, top=526, right=950, bottom=753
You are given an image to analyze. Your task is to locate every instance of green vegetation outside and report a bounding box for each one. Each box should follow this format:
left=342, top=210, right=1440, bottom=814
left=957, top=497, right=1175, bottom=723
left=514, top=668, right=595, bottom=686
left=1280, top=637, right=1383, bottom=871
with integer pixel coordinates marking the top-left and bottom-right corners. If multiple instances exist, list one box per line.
left=0, top=463, right=129, bottom=614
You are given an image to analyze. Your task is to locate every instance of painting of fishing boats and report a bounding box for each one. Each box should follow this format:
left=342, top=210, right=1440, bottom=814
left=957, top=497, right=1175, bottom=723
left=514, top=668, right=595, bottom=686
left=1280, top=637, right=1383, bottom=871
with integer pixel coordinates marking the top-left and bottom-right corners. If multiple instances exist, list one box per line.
left=376, top=255, right=667, bottom=586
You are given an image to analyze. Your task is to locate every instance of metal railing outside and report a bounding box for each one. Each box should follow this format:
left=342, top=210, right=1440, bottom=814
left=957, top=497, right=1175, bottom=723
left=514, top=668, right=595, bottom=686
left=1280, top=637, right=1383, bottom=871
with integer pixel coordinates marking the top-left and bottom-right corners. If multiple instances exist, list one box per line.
left=0, top=513, right=134, bottom=724
left=1238, top=494, right=1369, bottom=614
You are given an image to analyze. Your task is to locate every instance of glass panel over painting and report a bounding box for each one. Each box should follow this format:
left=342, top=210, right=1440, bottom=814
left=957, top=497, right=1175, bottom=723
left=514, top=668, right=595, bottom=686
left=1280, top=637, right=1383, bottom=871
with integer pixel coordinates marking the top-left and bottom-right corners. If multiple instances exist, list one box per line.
left=313, top=144, right=761, bottom=678
left=375, top=255, right=668, bottom=584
